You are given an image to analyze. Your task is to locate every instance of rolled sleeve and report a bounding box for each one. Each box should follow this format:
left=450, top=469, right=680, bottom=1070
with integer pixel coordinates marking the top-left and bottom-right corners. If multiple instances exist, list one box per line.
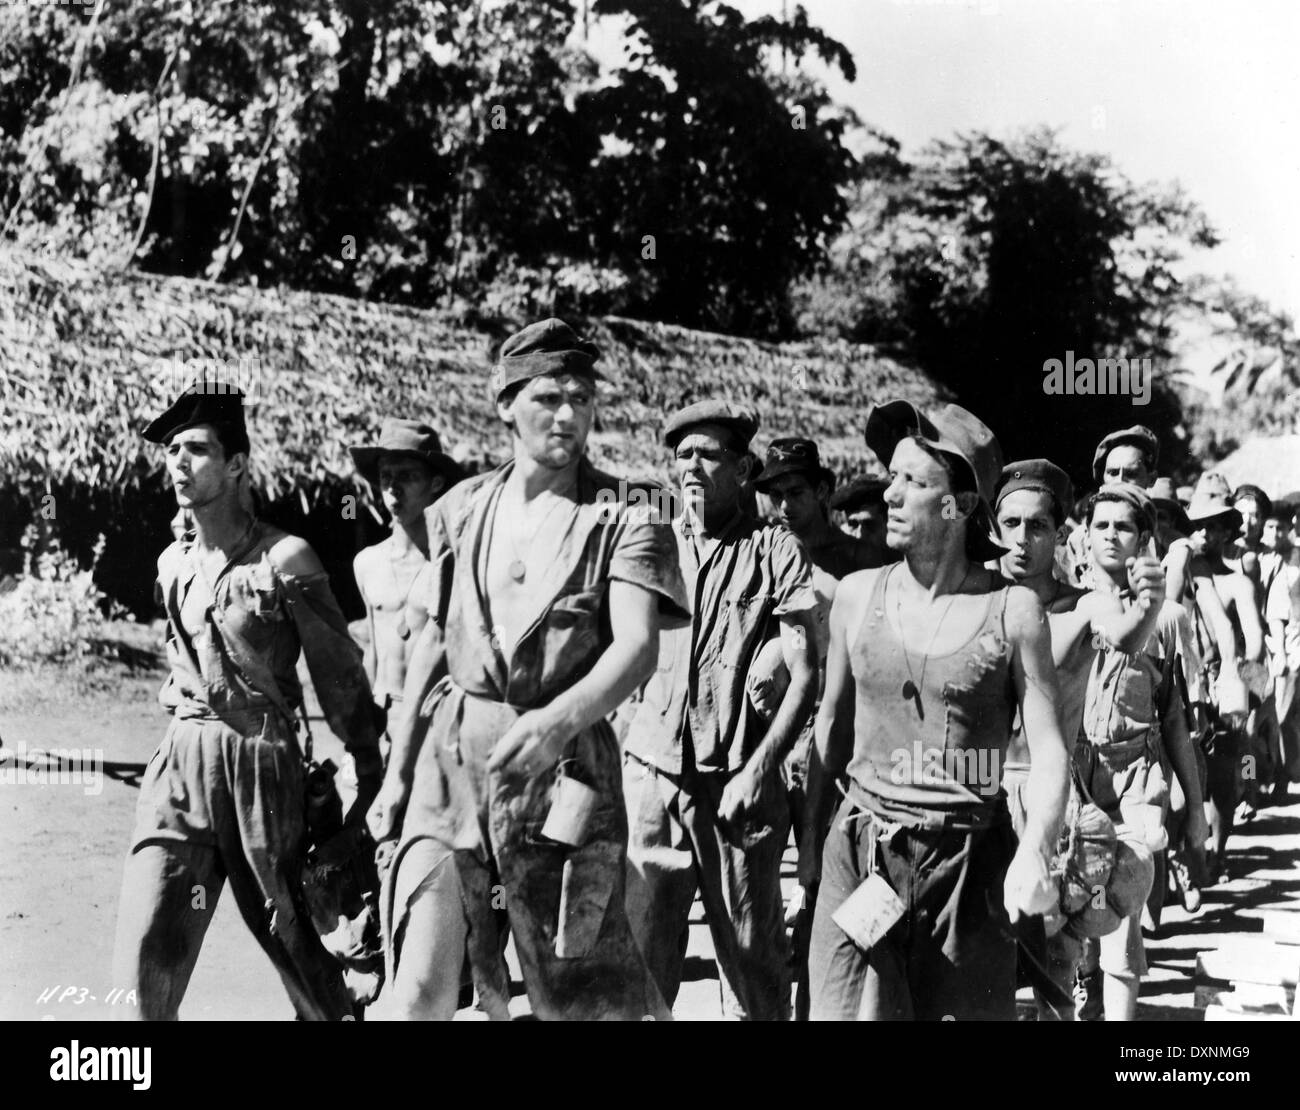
left=279, top=570, right=380, bottom=757
left=611, top=508, right=690, bottom=629
left=768, top=528, right=818, bottom=618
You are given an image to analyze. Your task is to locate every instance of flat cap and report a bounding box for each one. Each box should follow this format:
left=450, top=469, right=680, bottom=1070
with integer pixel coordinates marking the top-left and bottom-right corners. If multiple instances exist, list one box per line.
left=1092, top=425, right=1159, bottom=485
left=664, top=400, right=760, bottom=451
left=492, top=318, right=602, bottom=401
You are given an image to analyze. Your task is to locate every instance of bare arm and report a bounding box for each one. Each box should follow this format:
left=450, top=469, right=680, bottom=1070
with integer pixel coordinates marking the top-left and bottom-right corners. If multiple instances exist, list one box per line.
left=488, top=580, right=660, bottom=773
left=747, top=610, right=819, bottom=778
left=1084, top=550, right=1165, bottom=653
left=1231, top=576, right=1265, bottom=663
left=798, top=576, right=864, bottom=887
left=1162, top=648, right=1206, bottom=845
left=1190, top=558, right=1239, bottom=668
left=353, top=552, right=377, bottom=688
left=1005, top=587, right=1070, bottom=920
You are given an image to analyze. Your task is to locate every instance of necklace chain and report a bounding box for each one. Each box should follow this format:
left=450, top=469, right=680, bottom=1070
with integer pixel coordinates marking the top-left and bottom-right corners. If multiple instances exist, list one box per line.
left=500, top=484, right=577, bottom=583
left=895, top=566, right=973, bottom=719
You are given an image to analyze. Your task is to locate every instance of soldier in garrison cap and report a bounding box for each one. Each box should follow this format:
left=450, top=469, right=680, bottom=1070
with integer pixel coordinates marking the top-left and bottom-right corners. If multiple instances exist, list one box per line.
left=993, top=461, right=1195, bottom=1019
left=368, top=318, right=688, bottom=1020
left=623, top=400, right=820, bottom=1021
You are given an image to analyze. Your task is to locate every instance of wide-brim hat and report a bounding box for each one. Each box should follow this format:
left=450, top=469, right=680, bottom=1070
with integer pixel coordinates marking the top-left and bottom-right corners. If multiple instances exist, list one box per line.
left=1147, top=476, right=1190, bottom=535
left=143, top=384, right=248, bottom=448
left=349, top=419, right=463, bottom=486
left=864, top=399, right=1007, bottom=563
left=1091, top=425, right=1159, bottom=486
left=1185, top=472, right=1243, bottom=530
left=751, top=437, right=836, bottom=492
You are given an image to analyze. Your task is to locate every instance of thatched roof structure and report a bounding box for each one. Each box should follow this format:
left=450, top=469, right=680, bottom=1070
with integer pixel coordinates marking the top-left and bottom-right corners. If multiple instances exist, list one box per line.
left=0, top=249, right=946, bottom=614
left=1, top=249, right=943, bottom=499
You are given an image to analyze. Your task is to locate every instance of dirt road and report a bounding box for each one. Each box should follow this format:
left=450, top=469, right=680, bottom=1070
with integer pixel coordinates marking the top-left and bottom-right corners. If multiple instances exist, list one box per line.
left=3, top=670, right=1297, bottom=1021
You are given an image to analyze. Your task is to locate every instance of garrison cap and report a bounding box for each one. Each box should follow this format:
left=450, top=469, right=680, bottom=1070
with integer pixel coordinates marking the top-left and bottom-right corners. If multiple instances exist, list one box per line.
left=491, top=318, right=602, bottom=401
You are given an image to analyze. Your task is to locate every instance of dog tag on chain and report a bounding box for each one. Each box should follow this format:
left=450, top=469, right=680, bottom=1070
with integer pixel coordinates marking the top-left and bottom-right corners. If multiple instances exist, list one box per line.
left=832, top=871, right=906, bottom=952
left=509, top=560, right=527, bottom=583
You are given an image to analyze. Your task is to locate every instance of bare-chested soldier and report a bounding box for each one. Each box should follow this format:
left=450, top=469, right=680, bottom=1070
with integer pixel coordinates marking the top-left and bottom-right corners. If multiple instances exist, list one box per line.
left=350, top=420, right=460, bottom=728
left=994, top=461, right=1204, bottom=1019
left=366, top=318, right=687, bottom=1020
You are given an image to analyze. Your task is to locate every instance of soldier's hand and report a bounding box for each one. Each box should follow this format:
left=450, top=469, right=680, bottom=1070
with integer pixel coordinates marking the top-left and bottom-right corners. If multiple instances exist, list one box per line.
left=487, top=709, right=569, bottom=778
left=1003, top=845, right=1056, bottom=923
left=718, top=763, right=764, bottom=828
left=366, top=775, right=410, bottom=842
left=1125, top=552, right=1165, bottom=611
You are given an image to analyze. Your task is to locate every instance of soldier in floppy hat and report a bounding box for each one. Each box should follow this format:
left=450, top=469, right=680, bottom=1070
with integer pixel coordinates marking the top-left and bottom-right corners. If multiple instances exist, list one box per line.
left=349, top=419, right=461, bottom=715
left=623, top=399, right=820, bottom=1020
left=114, top=385, right=382, bottom=1020
left=1182, top=473, right=1264, bottom=884
left=368, top=318, right=687, bottom=1020
left=801, top=400, right=1071, bottom=1020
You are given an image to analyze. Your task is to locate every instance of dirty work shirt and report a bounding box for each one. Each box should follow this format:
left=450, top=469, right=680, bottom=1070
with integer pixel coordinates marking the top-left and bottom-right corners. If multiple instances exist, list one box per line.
left=623, top=510, right=815, bottom=1020
left=389, top=458, right=688, bottom=1021
left=114, top=521, right=379, bottom=1021
left=624, top=511, right=817, bottom=774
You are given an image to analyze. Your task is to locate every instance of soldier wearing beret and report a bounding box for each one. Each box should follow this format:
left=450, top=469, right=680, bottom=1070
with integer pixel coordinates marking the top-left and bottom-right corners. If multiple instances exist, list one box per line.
left=367, top=318, right=688, bottom=1020
left=623, top=400, right=820, bottom=1021
left=112, top=384, right=383, bottom=1020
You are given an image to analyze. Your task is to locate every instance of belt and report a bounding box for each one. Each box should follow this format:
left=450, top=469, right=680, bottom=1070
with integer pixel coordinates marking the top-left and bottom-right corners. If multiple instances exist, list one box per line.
left=844, top=779, right=1004, bottom=833
left=171, top=699, right=288, bottom=736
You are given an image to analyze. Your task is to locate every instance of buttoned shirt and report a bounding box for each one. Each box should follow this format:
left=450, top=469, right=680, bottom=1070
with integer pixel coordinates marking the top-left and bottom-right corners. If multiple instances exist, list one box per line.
left=624, top=509, right=817, bottom=775
left=157, top=521, right=379, bottom=755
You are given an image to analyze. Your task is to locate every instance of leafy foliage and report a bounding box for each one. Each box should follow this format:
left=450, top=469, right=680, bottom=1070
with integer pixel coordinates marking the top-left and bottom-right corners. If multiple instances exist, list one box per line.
left=794, top=129, right=1222, bottom=485
left=0, top=525, right=125, bottom=668
left=1, top=0, right=858, bottom=338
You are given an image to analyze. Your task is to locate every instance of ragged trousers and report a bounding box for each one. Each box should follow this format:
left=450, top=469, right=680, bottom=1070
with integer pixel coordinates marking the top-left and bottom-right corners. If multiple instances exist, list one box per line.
left=111, top=713, right=352, bottom=1020
left=623, top=753, right=792, bottom=1020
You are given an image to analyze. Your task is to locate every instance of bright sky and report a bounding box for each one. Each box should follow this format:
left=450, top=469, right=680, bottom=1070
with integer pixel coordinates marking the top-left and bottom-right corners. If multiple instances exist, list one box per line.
left=722, top=0, right=1300, bottom=320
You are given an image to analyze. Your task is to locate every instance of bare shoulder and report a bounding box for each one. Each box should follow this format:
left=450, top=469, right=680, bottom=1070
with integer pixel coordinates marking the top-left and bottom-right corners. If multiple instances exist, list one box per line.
left=157, top=538, right=186, bottom=578
left=268, top=533, right=325, bottom=577
left=832, top=565, right=885, bottom=624
left=1003, top=582, right=1049, bottom=640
